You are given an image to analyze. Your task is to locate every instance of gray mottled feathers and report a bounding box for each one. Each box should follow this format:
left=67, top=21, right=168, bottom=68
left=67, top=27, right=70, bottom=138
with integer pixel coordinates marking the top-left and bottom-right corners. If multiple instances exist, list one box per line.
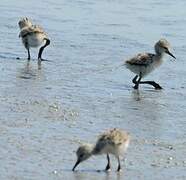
left=94, top=128, right=129, bottom=154
left=126, top=53, right=155, bottom=66
left=19, top=25, right=47, bottom=38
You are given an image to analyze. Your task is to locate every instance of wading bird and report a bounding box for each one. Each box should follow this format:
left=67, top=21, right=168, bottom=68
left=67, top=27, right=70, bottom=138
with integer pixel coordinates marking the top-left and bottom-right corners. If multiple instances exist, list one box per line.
left=18, top=17, right=50, bottom=61
left=125, top=39, right=176, bottom=89
left=72, top=128, right=130, bottom=172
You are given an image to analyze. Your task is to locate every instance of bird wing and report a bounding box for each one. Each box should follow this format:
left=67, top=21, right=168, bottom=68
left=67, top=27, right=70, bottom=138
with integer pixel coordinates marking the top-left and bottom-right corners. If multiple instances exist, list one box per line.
left=125, top=53, right=155, bottom=66
left=19, top=25, right=46, bottom=38
left=94, top=129, right=129, bottom=153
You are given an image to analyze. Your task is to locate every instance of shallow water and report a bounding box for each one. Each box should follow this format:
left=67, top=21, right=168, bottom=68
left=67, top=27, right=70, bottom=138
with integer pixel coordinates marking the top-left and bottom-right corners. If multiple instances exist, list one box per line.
left=0, top=0, right=186, bottom=179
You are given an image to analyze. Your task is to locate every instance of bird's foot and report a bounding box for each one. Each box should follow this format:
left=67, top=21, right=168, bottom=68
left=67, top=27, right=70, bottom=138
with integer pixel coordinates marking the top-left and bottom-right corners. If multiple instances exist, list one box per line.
left=154, top=84, right=163, bottom=90
left=38, top=58, right=50, bottom=62
left=117, top=168, right=122, bottom=172
left=133, top=84, right=139, bottom=89
left=105, top=164, right=111, bottom=172
left=105, top=168, right=111, bottom=172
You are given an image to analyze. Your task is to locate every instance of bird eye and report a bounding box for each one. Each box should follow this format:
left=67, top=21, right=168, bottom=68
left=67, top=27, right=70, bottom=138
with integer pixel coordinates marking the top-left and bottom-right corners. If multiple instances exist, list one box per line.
left=79, top=154, right=84, bottom=158
left=164, top=47, right=168, bottom=50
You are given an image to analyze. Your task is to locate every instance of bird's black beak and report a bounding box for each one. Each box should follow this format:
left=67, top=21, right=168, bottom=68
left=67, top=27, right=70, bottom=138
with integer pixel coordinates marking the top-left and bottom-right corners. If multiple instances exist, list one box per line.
left=166, top=50, right=176, bottom=59
left=72, top=159, right=81, bottom=171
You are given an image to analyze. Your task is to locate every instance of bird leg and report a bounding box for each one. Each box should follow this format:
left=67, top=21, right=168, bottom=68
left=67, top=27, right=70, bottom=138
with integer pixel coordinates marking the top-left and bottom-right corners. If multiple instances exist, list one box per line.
left=132, top=75, right=138, bottom=84
left=105, top=154, right=111, bottom=171
left=133, top=73, right=142, bottom=89
left=117, top=156, right=121, bottom=172
left=139, top=81, right=163, bottom=90
left=38, top=38, right=50, bottom=61
left=27, top=48, right=31, bottom=60
left=25, top=42, right=30, bottom=60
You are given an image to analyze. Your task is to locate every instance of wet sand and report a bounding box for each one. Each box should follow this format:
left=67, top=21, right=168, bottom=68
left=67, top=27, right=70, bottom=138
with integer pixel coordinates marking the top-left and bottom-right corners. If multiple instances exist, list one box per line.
left=0, top=0, right=186, bottom=179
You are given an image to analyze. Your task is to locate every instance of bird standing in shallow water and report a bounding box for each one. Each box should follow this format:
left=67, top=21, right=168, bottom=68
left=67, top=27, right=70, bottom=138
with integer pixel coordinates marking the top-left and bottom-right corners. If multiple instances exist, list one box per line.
left=18, top=17, right=50, bottom=62
left=125, top=39, right=176, bottom=90
left=72, top=128, right=130, bottom=172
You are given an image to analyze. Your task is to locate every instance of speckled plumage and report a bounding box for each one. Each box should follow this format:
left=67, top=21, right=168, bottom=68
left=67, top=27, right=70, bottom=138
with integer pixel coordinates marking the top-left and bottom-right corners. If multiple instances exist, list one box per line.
left=19, top=25, right=47, bottom=39
left=94, top=128, right=130, bottom=155
left=126, top=53, right=154, bottom=67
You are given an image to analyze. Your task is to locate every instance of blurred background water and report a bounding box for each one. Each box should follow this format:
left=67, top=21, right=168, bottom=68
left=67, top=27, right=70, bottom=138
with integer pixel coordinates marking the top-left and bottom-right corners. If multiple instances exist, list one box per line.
left=0, top=0, right=186, bottom=179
